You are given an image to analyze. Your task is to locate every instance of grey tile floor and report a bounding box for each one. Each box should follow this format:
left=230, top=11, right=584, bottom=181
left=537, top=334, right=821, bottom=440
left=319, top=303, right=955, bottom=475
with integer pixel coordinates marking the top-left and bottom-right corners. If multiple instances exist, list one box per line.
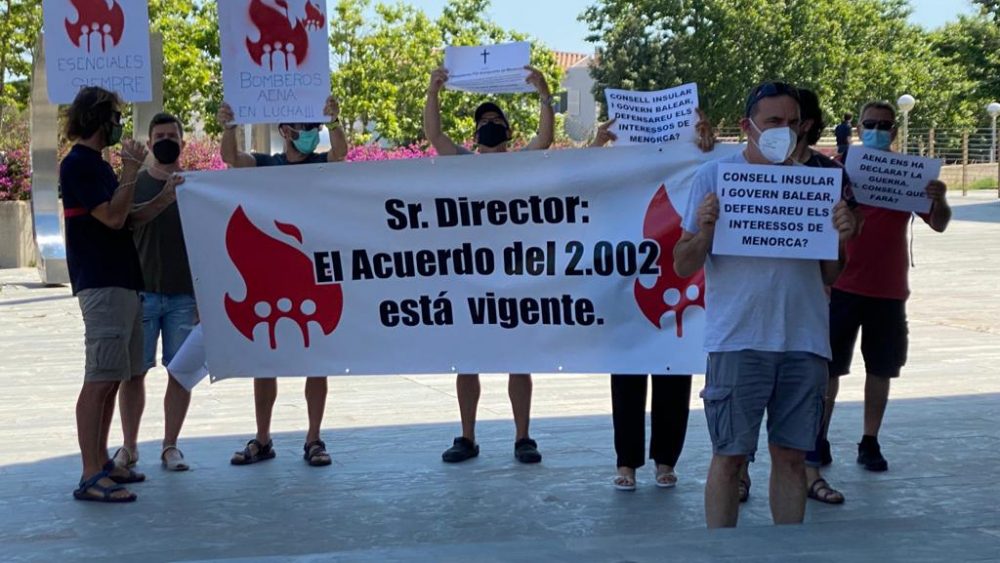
left=1, top=192, right=998, bottom=562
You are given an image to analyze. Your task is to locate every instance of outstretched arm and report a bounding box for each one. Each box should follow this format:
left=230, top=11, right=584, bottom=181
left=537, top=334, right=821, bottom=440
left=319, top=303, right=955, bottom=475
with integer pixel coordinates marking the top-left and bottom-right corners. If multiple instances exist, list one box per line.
left=218, top=102, right=256, bottom=168
left=524, top=66, right=554, bottom=151
left=423, top=67, right=463, bottom=156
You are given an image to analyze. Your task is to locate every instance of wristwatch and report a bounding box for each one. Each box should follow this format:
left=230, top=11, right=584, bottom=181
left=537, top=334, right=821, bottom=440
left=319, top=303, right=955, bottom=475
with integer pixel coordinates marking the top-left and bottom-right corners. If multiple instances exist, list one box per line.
left=539, top=95, right=555, bottom=107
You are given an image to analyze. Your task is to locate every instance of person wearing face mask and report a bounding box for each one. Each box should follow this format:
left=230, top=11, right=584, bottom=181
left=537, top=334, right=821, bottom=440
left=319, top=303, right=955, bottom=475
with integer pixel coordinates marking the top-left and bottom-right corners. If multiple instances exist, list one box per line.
left=422, top=64, right=554, bottom=464
left=822, top=101, right=950, bottom=475
left=109, top=113, right=195, bottom=474
left=214, top=94, right=349, bottom=469
left=674, top=82, right=856, bottom=528
left=61, top=86, right=149, bottom=502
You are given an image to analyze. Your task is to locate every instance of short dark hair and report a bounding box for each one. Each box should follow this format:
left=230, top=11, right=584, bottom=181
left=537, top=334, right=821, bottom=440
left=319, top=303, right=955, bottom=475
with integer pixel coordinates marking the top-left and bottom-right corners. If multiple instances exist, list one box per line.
left=63, top=86, right=121, bottom=141
left=860, top=101, right=897, bottom=121
left=148, top=112, right=184, bottom=139
left=797, top=88, right=825, bottom=146
left=744, top=81, right=800, bottom=118
left=843, top=113, right=852, bottom=121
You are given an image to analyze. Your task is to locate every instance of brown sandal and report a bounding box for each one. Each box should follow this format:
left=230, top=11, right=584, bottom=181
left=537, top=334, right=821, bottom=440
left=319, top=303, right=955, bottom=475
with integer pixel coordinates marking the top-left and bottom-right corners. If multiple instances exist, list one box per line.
left=808, top=478, right=845, bottom=504
left=303, top=440, right=332, bottom=467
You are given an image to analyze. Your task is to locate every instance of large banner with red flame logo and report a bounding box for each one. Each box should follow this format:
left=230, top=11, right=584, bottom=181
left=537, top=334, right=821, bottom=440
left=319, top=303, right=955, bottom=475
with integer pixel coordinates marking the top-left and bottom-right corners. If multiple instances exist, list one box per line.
left=177, top=143, right=740, bottom=379
left=219, top=0, right=330, bottom=124
left=42, top=0, right=152, bottom=104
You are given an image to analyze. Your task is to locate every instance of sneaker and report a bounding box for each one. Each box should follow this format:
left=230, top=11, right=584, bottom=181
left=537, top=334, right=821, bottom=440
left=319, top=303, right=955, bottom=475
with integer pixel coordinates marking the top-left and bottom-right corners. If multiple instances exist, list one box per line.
left=819, top=438, right=833, bottom=467
left=442, top=437, right=479, bottom=463
left=857, top=437, right=888, bottom=472
left=514, top=438, right=542, bottom=464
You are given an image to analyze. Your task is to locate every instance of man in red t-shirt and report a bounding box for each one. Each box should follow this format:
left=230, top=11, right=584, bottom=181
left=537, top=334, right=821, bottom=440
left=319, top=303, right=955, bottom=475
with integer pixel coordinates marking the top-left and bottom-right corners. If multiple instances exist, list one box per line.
left=820, top=101, right=951, bottom=477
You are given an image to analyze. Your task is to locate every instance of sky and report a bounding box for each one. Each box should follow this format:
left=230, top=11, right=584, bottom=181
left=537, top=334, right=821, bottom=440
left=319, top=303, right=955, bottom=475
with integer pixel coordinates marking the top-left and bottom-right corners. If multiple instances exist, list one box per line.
left=367, top=0, right=981, bottom=54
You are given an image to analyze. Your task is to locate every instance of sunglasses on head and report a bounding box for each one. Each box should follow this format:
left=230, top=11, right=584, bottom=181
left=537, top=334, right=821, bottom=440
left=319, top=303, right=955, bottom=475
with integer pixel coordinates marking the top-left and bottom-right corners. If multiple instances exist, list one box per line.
left=745, top=82, right=800, bottom=117
left=862, top=119, right=895, bottom=131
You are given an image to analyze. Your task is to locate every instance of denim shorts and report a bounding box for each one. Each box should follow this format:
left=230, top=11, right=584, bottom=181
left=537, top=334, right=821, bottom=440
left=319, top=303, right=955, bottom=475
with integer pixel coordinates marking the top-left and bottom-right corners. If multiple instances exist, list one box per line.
left=141, top=292, right=197, bottom=372
left=701, top=350, right=827, bottom=457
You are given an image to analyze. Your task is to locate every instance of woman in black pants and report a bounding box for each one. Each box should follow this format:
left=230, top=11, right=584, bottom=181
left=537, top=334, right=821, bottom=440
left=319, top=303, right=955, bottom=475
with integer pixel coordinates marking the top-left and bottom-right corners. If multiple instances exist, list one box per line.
left=611, top=374, right=693, bottom=491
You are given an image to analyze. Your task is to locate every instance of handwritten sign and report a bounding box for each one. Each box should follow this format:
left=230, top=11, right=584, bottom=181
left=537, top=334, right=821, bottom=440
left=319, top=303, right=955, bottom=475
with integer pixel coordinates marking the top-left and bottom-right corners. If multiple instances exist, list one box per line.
left=714, top=163, right=841, bottom=260
left=444, top=42, right=532, bottom=94
left=42, top=0, right=153, bottom=103
left=844, top=146, right=941, bottom=213
left=604, top=84, right=699, bottom=145
left=219, top=0, right=331, bottom=124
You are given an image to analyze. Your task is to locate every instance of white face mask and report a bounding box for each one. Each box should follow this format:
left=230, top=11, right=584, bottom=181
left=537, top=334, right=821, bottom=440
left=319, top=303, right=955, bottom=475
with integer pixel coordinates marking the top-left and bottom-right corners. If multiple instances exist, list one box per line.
left=749, top=119, right=797, bottom=163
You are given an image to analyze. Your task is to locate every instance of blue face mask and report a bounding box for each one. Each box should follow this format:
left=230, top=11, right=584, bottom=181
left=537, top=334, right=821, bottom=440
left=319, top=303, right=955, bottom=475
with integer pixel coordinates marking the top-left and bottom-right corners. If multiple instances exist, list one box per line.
left=861, top=129, right=892, bottom=151
left=291, top=128, right=320, bottom=154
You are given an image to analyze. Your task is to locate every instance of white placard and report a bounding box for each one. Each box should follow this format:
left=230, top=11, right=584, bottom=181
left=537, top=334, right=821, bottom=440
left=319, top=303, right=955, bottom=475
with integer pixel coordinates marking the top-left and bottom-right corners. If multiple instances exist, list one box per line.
left=175, top=143, right=740, bottom=380
left=604, top=84, right=700, bottom=145
left=714, top=163, right=841, bottom=260
left=42, top=0, right=153, bottom=104
left=443, top=41, right=532, bottom=94
left=219, top=0, right=331, bottom=124
left=844, top=146, right=941, bottom=213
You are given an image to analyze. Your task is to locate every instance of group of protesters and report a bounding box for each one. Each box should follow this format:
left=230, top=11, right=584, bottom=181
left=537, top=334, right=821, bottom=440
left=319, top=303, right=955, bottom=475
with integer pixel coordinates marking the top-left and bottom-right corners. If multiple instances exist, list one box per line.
left=59, top=68, right=950, bottom=529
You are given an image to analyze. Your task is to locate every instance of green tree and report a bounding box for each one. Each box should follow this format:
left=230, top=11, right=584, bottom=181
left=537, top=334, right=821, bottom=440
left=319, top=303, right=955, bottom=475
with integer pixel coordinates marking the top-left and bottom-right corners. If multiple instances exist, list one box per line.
left=0, top=0, right=43, bottom=112
left=932, top=15, right=1000, bottom=126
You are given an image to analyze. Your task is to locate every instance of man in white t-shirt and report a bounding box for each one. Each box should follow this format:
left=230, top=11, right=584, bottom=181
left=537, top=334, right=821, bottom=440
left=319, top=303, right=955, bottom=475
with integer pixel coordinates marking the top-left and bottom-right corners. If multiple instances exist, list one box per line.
left=673, top=82, right=856, bottom=528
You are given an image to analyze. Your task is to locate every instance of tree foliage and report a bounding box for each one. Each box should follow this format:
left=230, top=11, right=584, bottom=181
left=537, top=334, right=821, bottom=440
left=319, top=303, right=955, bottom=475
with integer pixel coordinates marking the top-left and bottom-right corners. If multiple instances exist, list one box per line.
left=581, top=0, right=977, bottom=129
left=931, top=14, right=1000, bottom=126
left=0, top=0, right=43, bottom=112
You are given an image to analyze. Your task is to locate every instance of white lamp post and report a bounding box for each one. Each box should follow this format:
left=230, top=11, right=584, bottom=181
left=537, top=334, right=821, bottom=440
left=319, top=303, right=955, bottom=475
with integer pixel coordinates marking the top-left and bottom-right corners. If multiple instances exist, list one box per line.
left=988, top=102, right=1000, bottom=164
left=897, top=94, right=916, bottom=155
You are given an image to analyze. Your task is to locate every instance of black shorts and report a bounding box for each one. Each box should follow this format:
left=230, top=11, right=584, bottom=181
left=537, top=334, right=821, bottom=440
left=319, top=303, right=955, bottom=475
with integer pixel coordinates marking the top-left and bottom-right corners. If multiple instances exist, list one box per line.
left=829, top=289, right=908, bottom=378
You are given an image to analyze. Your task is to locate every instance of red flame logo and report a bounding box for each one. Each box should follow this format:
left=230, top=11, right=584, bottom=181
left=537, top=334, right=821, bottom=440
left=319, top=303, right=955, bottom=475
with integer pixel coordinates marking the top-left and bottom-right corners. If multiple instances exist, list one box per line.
left=64, top=0, right=125, bottom=53
left=245, top=0, right=315, bottom=71
left=634, top=185, right=705, bottom=337
left=224, top=206, right=343, bottom=349
left=304, top=0, right=326, bottom=31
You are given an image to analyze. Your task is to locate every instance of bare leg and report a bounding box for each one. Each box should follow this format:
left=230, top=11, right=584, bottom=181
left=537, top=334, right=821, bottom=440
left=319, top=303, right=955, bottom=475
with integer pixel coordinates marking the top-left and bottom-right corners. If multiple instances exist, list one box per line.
left=118, top=374, right=146, bottom=454
left=163, top=374, right=191, bottom=447
left=77, top=381, right=118, bottom=477
left=456, top=374, right=481, bottom=442
left=821, top=376, right=840, bottom=441
left=100, top=382, right=120, bottom=463
left=508, top=373, right=532, bottom=441
left=769, top=443, right=808, bottom=525
left=254, top=378, right=277, bottom=444
left=863, top=375, right=891, bottom=437
left=304, top=377, right=328, bottom=443
left=705, top=454, right=746, bottom=528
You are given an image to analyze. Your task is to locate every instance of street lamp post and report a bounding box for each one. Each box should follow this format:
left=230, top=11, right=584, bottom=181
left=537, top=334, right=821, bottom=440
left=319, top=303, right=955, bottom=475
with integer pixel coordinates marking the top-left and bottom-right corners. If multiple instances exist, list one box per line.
left=897, top=94, right=916, bottom=155
left=988, top=102, right=1000, bottom=164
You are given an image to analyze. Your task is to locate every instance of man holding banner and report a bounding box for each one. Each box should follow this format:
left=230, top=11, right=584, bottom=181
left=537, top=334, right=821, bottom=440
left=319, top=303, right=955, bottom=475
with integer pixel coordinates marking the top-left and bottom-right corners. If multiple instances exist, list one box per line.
left=422, top=63, right=554, bottom=463
left=215, top=96, right=348, bottom=468
left=826, top=101, right=951, bottom=474
left=673, top=82, right=856, bottom=528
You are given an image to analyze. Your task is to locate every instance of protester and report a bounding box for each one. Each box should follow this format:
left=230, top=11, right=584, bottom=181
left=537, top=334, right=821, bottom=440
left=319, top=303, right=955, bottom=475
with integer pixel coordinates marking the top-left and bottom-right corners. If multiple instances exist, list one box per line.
left=589, top=114, right=715, bottom=491
left=823, top=101, right=951, bottom=474
left=62, top=86, right=149, bottom=502
left=217, top=94, right=347, bottom=467
left=423, top=65, right=553, bottom=463
left=834, top=114, right=852, bottom=157
left=111, top=113, right=194, bottom=473
left=673, top=82, right=856, bottom=528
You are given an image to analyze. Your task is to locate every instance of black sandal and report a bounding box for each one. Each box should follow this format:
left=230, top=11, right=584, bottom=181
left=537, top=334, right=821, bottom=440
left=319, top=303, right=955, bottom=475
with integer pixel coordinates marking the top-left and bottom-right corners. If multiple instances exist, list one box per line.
left=230, top=439, right=276, bottom=465
left=303, top=440, right=332, bottom=467
left=808, top=478, right=845, bottom=505
left=105, top=460, right=145, bottom=484
left=73, top=471, right=137, bottom=503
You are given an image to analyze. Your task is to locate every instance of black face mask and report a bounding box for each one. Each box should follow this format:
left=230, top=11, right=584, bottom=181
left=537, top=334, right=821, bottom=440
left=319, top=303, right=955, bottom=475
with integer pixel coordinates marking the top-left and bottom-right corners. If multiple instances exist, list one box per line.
left=152, top=139, right=181, bottom=165
left=476, top=122, right=509, bottom=148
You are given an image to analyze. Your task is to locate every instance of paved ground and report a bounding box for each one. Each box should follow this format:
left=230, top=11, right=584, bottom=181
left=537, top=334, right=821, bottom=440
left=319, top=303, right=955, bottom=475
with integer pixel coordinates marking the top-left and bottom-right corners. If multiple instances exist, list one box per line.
left=1, top=192, right=998, bottom=562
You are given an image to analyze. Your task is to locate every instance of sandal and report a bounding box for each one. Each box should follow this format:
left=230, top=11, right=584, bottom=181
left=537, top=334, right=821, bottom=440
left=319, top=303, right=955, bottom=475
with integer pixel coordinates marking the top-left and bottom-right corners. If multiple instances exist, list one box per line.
left=303, top=440, right=332, bottom=467
left=113, top=446, right=138, bottom=469
left=613, top=473, right=636, bottom=492
left=738, top=477, right=751, bottom=503
left=808, top=478, right=845, bottom=505
left=230, top=439, right=276, bottom=465
left=73, top=471, right=137, bottom=503
left=161, top=445, right=190, bottom=471
left=105, top=460, right=145, bottom=484
left=655, top=466, right=678, bottom=489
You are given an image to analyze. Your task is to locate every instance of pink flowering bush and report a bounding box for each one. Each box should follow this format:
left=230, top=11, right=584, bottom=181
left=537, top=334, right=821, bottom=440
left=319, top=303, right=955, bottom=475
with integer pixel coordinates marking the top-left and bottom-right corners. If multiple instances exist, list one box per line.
left=106, top=138, right=227, bottom=173
left=345, top=144, right=437, bottom=162
left=0, top=148, right=31, bottom=202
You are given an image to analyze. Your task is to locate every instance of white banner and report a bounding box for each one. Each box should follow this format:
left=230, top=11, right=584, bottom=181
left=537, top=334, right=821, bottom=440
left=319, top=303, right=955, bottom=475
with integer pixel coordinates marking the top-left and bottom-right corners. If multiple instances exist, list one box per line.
left=219, top=0, right=331, bottom=124
left=844, top=146, right=941, bottom=213
left=177, top=144, right=740, bottom=380
left=42, top=0, right=152, bottom=104
left=443, top=42, right=532, bottom=94
left=604, top=84, right=699, bottom=145
left=714, top=163, right=841, bottom=260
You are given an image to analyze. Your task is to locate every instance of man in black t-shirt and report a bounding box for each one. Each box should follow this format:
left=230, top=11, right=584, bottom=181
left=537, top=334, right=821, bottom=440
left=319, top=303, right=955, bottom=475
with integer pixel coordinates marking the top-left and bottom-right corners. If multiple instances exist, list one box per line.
left=834, top=114, right=852, bottom=157
left=215, top=95, right=349, bottom=467
left=112, top=113, right=196, bottom=473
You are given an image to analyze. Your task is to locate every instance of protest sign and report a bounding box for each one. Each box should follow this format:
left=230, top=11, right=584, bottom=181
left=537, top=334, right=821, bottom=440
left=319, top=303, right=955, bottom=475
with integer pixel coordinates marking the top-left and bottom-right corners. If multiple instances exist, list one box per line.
left=604, top=84, right=699, bottom=145
left=844, top=146, right=941, bottom=213
left=443, top=42, right=532, bottom=94
left=176, top=143, right=741, bottom=380
left=218, top=0, right=331, bottom=124
left=42, top=0, right=153, bottom=103
left=714, top=163, right=841, bottom=260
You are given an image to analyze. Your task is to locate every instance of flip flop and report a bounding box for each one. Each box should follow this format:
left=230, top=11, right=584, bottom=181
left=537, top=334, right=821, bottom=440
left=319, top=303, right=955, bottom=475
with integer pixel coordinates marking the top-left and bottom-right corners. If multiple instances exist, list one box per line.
left=613, top=474, right=636, bottom=492
left=73, top=471, right=137, bottom=503
left=161, top=445, right=190, bottom=471
left=655, top=467, right=678, bottom=489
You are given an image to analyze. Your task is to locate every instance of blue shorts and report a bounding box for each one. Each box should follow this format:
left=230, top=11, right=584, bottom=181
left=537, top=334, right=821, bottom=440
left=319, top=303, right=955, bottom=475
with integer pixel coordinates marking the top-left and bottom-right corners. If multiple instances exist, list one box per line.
left=141, top=292, right=197, bottom=372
